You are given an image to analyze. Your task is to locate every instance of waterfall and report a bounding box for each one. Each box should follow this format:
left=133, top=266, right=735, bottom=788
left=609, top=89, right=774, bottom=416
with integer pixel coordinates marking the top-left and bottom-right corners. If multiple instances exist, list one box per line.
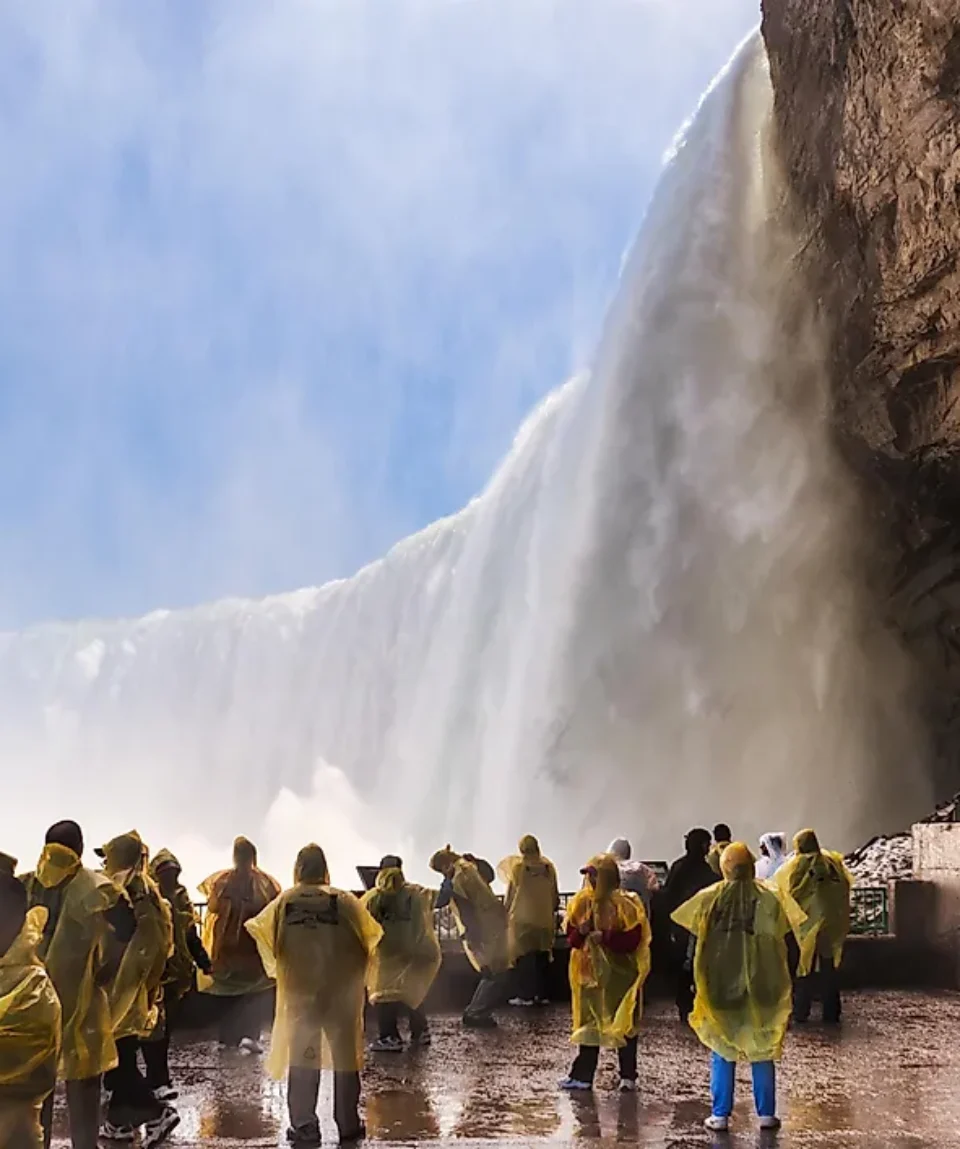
left=0, top=34, right=929, bottom=886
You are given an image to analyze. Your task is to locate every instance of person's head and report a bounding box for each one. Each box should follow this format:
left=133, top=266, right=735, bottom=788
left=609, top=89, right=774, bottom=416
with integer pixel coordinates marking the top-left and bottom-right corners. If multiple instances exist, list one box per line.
left=45, top=820, right=84, bottom=859
left=0, top=873, right=27, bottom=958
left=794, top=829, right=821, bottom=856
left=376, top=856, right=405, bottom=893
left=519, top=835, right=540, bottom=857
left=684, top=828, right=711, bottom=859
left=581, top=854, right=621, bottom=900
left=151, top=849, right=182, bottom=898
left=233, top=837, right=258, bottom=871
left=0, top=853, right=17, bottom=878
left=379, top=854, right=403, bottom=872
left=429, top=846, right=460, bottom=879
left=607, top=838, right=632, bottom=862
left=720, top=842, right=755, bottom=881
left=463, top=853, right=495, bottom=884
left=96, top=832, right=145, bottom=877
left=713, top=824, right=732, bottom=845
left=760, top=832, right=786, bottom=860
left=294, top=844, right=329, bottom=886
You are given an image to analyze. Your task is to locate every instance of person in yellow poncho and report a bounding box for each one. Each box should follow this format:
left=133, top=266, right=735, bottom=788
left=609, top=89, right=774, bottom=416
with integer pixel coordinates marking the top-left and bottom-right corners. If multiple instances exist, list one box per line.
left=558, top=854, right=651, bottom=1094
left=22, top=820, right=118, bottom=1149
left=0, top=872, right=61, bottom=1149
left=245, top=844, right=381, bottom=1147
left=498, top=835, right=559, bottom=1008
left=96, top=832, right=177, bottom=1146
left=429, top=846, right=509, bottom=1030
left=199, top=836, right=282, bottom=1053
left=142, top=849, right=213, bottom=1102
left=775, top=829, right=852, bottom=1025
left=361, top=855, right=442, bottom=1052
left=671, top=842, right=805, bottom=1134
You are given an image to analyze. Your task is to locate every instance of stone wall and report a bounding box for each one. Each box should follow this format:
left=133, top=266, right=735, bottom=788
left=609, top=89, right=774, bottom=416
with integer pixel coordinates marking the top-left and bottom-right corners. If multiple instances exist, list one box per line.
left=761, top=0, right=960, bottom=793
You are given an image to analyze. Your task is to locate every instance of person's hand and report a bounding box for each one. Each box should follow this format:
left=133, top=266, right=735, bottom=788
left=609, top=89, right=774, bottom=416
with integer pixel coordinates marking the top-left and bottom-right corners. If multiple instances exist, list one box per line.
left=579, top=920, right=592, bottom=936
left=588, top=930, right=603, bottom=945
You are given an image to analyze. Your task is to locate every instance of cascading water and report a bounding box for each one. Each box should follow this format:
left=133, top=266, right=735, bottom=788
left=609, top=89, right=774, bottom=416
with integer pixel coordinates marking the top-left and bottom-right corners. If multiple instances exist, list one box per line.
left=0, top=34, right=930, bottom=886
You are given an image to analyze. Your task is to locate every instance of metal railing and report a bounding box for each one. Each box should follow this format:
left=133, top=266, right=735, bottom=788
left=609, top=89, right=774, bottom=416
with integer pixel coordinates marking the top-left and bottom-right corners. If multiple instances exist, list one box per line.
left=849, top=885, right=890, bottom=937
left=198, top=883, right=893, bottom=940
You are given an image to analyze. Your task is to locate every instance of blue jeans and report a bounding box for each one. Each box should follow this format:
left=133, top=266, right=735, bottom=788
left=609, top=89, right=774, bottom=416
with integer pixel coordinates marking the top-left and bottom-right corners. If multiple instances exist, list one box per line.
left=710, top=1052, right=776, bottom=1118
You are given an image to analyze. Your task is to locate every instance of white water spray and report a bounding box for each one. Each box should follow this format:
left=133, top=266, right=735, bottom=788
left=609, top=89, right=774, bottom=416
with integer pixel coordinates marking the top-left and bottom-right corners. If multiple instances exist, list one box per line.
left=0, top=35, right=928, bottom=886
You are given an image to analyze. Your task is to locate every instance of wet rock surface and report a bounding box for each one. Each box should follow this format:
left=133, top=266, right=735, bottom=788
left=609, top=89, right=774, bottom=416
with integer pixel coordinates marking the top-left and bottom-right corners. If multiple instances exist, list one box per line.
left=52, top=993, right=960, bottom=1147
left=760, top=0, right=960, bottom=794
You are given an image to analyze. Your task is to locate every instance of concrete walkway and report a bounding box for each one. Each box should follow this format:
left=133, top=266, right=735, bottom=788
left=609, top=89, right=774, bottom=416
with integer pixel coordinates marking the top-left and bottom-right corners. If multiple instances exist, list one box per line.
left=51, top=990, right=960, bottom=1147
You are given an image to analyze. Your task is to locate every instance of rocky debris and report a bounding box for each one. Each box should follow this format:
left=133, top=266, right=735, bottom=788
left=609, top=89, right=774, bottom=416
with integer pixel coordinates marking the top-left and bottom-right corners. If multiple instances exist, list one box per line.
left=760, top=0, right=960, bottom=795
left=922, top=790, right=960, bottom=824
left=846, top=833, right=913, bottom=885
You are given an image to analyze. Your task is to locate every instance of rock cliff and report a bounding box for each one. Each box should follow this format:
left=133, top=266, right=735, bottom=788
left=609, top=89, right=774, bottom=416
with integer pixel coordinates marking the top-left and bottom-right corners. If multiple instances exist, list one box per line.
left=762, top=0, right=960, bottom=790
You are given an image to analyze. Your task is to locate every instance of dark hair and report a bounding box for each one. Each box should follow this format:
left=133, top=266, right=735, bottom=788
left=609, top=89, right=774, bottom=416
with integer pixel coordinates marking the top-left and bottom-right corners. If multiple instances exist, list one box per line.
left=379, top=855, right=403, bottom=871
left=713, top=824, right=732, bottom=843
left=685, top=828, right=711, bottom=856
left=45, top=820, right=84, bottom=857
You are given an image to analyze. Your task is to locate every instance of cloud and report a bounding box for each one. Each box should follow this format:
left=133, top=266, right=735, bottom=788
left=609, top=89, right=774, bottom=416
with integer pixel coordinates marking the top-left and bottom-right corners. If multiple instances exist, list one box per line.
left=0, top=0, right=759, bottom=628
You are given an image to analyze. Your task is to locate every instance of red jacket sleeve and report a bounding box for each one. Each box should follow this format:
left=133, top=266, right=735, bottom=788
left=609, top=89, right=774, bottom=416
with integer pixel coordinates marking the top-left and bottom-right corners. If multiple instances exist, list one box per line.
left=601, top=923, right=643, bottom=954
left=566, top=924, right=588, bottom=949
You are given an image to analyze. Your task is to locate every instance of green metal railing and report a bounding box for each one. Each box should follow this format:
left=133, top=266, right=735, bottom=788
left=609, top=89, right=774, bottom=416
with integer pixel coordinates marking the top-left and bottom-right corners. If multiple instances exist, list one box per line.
left=849, top=886, right=890, bottom=937
left=198, top=883, right=893, bottom=940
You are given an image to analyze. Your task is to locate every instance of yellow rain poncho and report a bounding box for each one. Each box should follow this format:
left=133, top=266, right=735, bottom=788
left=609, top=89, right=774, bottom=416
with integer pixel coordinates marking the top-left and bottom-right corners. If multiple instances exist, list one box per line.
left=100, top=833, right=173, bottom=1041
left=199, top=838, right=282, bottom=997
left=430, top=850, right=508, bottom=975
left=22, top=843, right=119, bottom=1080
left=361, top=868, right=441, bottom=1009
left=245, top=845, right=382, bottom=1078
left=671, top=843, right=806, bottom=1063
left=498, top=836, right=559, bottom=963
left=563, top=855, right=651, bottom=1048
left=149, top=849, right=202, bottom=1001
left=775, top=830, right=853, bottom=977
left=0, top=906, right=62, bottom=1147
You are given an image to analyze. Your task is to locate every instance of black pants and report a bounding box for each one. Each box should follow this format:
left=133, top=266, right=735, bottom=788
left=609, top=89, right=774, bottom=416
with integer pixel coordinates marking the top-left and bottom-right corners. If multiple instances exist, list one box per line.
left=673, top=931, right=696, bottom=1020
left=794, top=952, right=841, bottom=1023
left=143, top=991, right=180, bottom=1090
left=104, top=1036, right=163, bottom=1127
left=218, top=993, right=262, bottom=1045
left=569, top=1036, right=638, bottom=1085
left=376, top=1001, right=428, bottom=1041
left=40, top=1076, right=102, bottom=1149
left=287, top=1066, right=362, bottom=1142
left=514, top=951, right=551, bottom=1002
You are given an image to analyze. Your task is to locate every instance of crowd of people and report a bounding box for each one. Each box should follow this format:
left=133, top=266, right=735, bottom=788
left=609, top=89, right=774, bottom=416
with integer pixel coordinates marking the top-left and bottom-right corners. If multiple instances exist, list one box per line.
left=0, top=818, right=854, bottom=1148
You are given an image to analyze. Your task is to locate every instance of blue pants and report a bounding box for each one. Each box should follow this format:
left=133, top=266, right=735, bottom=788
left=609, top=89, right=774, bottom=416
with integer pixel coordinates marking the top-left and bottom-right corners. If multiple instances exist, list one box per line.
left=710, top=1052, right=776, bottom=1118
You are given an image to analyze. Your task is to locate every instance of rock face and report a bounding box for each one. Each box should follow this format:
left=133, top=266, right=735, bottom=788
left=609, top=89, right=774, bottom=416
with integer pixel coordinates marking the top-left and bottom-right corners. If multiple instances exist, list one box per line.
left=761, top=0, right=960, bottom=790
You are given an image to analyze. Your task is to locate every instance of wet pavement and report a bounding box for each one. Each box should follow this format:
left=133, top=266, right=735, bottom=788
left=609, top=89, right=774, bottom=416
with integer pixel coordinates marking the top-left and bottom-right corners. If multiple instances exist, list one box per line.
left=51, top=991, right=960, bottom=1148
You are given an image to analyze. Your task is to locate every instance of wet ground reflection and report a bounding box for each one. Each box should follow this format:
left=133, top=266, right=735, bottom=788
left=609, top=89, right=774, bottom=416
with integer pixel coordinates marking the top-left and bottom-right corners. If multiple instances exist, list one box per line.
left=49, top=991, right=960, bottom=1146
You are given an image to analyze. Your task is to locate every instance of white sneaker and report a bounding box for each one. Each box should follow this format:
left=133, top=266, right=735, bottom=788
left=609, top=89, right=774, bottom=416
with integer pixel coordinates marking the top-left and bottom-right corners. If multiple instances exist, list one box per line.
left=618, top=1078, right=637, bottom=1093
left=143, top=1106, right=181, bottom=1148
left=238, top=1036, right=264, bottom=1055
left=759, top=1116, right=782, bottom=1131
left=559, top=1077, right=593, bottom=1091
left=508, top=997, right=535, bottom=1007
left=153, top=1086, right=178, bottom=1102
left=704, top=1115, right=730, bottom=1132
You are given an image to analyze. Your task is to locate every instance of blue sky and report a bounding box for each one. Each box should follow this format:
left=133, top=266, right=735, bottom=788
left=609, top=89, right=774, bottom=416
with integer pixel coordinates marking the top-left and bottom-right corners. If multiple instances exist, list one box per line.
left=0, top=0, right=757, bottom=628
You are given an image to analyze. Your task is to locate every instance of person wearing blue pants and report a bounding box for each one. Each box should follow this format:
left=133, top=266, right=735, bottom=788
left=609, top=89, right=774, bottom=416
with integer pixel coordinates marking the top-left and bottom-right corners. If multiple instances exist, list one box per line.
left=671, top=842, right=805, bottom=1134
left=709, top=1054, right=777, bottom=1129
